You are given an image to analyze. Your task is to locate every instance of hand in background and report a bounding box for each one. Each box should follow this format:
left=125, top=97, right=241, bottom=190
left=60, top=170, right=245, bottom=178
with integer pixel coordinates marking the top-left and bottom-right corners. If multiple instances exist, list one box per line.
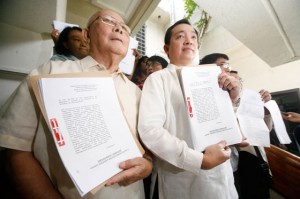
left=282, top=112, right=300, bottom=123
left=51, top=28, right=60, bottom=45
left=259, top=89, right=272, bottom=103
left=259, top=89, right=272, bottom=115
left=133, top=48, right=140, bottom=60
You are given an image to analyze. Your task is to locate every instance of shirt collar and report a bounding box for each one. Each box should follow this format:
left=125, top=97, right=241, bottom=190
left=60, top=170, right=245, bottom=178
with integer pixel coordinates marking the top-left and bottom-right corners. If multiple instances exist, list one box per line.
left=114, top=69, right=128, bottom=82
left=79, top=56, right=107, bottom=72
left=80, top=56, right=128, bottom=82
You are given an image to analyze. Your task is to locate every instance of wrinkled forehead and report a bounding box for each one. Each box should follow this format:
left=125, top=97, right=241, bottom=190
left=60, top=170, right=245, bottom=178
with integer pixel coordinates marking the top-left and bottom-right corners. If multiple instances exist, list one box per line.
left=102, top=9, right=125, bottom=22
left=88, top=9, right=125, bottom=27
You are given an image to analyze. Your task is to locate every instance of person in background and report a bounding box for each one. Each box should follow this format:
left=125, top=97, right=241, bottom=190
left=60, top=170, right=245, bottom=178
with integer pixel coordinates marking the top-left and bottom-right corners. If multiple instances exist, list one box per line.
left=50, top=26, right=89, bottom=61
left=131, top=55, right=149, bottom=89
left=200, top=52, right=273, bottom=199
left=138, top=19, right=240, bottom=199
left=0, top=9, right=152, bottom=199
left=139, top=55, right=168, bottom=199
left=146, top=55, right=168, bottom=76
left=283, top=112, right=300, bottom=153
left=200, top=53, right=229, bottom=67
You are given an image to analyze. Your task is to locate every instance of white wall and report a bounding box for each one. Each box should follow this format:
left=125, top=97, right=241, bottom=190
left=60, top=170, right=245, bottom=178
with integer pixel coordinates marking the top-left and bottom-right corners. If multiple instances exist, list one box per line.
left=0, top=23, right=53, bottom=73
left=0, top=23, right=53, bottom=107
left=200, top=26, right=300, bottom=93
left=145, top=20, right=167, bottom=58
left=226, top=44, right=300, bottom=93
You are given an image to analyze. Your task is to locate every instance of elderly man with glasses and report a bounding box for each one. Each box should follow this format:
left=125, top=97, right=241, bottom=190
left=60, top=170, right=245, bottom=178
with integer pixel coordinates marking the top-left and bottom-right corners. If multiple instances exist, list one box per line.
left=0, top=9, right=152, bottom=199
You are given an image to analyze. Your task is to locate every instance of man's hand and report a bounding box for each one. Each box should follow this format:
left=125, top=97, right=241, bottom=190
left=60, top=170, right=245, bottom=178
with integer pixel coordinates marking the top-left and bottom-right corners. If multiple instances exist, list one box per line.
left=201, top=140, right=231, bottom=170
left=259, top=89, right=271, bottom=103
left=218, top=72, right=241, bottom=102
left=133, top=48, right=140, bottom=60
left=282, top=112, right=300, bottom=123
left=51, top=29, right=60, bottom=45
left=105, top=156, right=152, bottom=186
left=259, top=89, right=272, bottom=115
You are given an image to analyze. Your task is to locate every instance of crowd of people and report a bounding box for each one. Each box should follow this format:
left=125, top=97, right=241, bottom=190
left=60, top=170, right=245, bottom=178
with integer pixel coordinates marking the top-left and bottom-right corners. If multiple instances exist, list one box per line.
left=0, top=7, right=298, bottom=199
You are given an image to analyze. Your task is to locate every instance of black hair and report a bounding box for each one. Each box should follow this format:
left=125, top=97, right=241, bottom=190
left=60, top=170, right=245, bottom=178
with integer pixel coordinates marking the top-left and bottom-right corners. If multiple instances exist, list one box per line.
left=199, top=53, right=229, bottom=64
left=55, top=26, right=82, bottom=56
left=164, top=18, right=199, bottom=45
left=131, top=56, right=148, bottom=83
left=148, top=55, right=168, bottom=69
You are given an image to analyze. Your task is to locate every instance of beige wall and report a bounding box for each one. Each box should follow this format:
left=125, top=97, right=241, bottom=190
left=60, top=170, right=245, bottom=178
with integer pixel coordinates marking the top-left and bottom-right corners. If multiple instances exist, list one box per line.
left=225, top=43, right=300, bottom=93
left=0, top=23, right=53, bottom=107
left=145, top=20, right=167, bottom=58
left=200, top=26, right=300, bottom=94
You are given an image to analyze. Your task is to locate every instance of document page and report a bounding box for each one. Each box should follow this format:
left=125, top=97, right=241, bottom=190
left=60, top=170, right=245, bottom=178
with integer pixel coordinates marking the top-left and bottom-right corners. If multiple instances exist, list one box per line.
left=53, top=20, right=79, bottom=32
left=119, top=37, right=139, bottom=75
left=264, top=100, right=291, bottom=144
left=38, top=77, right=142, bottom=196
left=236, top=89, right=270, bottom=146
left=179, top=66, right=242, bottom=151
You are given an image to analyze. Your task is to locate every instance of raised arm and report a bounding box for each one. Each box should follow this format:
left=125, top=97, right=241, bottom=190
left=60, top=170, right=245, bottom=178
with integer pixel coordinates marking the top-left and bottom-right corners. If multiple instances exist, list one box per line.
left=218, top=72, right=242, bottom=103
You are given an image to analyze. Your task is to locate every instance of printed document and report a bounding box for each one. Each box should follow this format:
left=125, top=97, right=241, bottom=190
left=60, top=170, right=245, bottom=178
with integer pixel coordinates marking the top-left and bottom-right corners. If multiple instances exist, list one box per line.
left=119, top=37, right=139, bottom=75
left=32, top=75, right=142, bottom=196
left=178, top=66, right=242, bottom=151
left=53, top=20, right=79, bottom=32
left=236, top=89, right=270, bottom=146
left=264, top=100, right=291, bottom=144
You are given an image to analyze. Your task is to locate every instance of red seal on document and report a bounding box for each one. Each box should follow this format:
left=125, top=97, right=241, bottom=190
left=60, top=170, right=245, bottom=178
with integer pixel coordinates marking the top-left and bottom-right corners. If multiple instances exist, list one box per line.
left=187, top=97, right=193, bottom=118
left=50, top=118, right=65, bottom=147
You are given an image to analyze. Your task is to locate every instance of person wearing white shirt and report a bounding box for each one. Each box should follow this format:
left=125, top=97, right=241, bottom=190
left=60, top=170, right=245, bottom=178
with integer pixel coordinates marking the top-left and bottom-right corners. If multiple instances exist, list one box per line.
left=138, top=19, right=241, bottom=199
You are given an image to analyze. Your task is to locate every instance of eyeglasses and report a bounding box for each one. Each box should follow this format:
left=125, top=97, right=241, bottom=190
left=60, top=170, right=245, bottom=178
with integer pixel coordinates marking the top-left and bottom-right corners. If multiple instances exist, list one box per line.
left=219, top=63, right=232, bottom=72
left=89, top=15, right=131, bottom=35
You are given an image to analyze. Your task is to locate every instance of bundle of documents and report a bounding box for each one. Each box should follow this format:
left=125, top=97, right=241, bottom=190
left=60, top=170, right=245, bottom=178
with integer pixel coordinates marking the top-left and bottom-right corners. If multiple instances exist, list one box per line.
left=29, top=72, right=142, bottom=196
left=178, top=66, right=242, bottom=151
left=177, top=65, right=291, bottom=152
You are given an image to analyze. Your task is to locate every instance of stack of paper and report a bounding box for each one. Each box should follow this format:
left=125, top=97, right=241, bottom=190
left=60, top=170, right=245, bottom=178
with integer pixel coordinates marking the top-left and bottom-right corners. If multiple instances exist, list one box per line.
left=178, top=66, right=242, bottom=151
left=29, top=73, right=142, bottom=196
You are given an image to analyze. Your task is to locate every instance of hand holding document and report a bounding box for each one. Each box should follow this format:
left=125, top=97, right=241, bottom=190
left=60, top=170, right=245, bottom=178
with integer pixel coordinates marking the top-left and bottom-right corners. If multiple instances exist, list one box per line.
left=29, top=73, right=142, bottom=196
left=178, top=66, right=242, bottom=151
left=236, top=89, right=270, bottom=146
left=119, top=37, right=139, bottom=75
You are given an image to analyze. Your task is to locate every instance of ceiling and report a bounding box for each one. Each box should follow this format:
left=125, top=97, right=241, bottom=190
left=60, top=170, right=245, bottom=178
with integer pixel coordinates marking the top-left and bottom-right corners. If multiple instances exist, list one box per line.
left=195, top=0, right=300, bottom=67
left=0, top=0, right=57, bottom=34
left=0, top=0, right=160, bottom=36
left=1, top=0, right=299, bottom=67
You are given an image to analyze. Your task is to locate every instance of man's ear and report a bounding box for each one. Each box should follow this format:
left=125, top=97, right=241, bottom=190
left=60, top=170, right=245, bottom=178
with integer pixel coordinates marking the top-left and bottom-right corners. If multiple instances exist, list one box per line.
left=164, top=44, right=170, bottom=58
left=82, top=28, right=90, bottom=44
